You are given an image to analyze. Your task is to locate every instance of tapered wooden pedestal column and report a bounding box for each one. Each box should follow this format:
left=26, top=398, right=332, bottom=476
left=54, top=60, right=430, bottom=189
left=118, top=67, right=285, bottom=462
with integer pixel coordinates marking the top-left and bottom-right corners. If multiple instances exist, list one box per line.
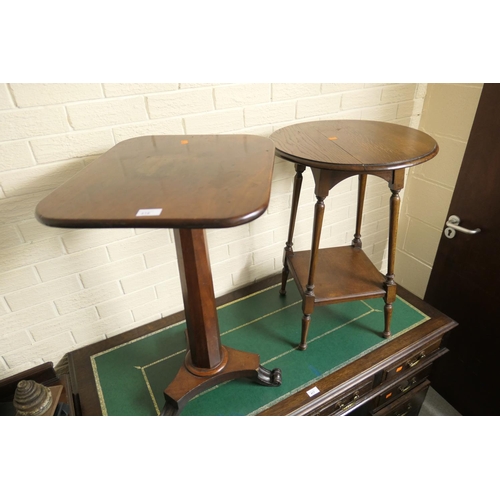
left=161, top=228, right=281, bottom=415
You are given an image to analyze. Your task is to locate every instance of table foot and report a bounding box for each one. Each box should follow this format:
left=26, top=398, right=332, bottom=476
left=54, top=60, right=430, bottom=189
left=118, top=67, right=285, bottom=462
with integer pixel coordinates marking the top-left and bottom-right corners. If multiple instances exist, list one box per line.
left=161, top=346, right=282, bottom=416
left=257, top=366, right=282, bottom=387
left=279, top=264, right=289, bottom=296
left=160, top=402, right=180, bottom=416
left=299, top=313, right=311, bottom=350
left=382, top=303, right=392, bottom=338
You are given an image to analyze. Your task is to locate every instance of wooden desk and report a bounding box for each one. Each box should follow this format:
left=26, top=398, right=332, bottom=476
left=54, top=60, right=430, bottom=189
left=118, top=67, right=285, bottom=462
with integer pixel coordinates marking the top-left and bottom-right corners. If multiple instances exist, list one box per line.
left=270, top=120, right=438, bottom=350
left=35, top=135, right=282, bottom=415
left=63, top=274, right=457, bottom=416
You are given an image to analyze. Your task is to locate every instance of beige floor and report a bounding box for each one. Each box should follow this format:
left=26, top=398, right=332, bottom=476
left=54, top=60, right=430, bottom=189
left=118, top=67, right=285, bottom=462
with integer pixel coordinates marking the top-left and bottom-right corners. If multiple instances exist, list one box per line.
left=419, top=386, right=461, bottom=416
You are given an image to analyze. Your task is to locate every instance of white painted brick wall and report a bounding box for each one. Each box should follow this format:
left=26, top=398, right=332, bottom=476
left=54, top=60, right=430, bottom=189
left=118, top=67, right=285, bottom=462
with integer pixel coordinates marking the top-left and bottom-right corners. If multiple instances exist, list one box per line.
left=30, top=307, right=100, bottom=341
left=30, top=129, right=115, bottom=163
left=0, top=106, right=70, bottom=141
left=147, top=88, right=214, bottom=119
left=0, top=141, right=35, bottom=171
left=35, top=246, right=110, bottom=281
left=113, top=118, right=184, bottom=143
left=6, top=275, right=82, bottom=311
left=9, top=83, right=104, bottom=107
left=1, top=160, right=84, bottom=197
left=184, top=109, right=244, bottom=134
left=102, top=83, right=178, bottom=98
left=244, top=101, right=296, bottom=127
left=0, top=82, right=428, bottom=379
left=214, top=84, right=270, bottom=109
left=0, top=84, right=14, bottom=110
left=67, top=96, right=149, bottom=130
left=272, top=84, right=321, bottom=101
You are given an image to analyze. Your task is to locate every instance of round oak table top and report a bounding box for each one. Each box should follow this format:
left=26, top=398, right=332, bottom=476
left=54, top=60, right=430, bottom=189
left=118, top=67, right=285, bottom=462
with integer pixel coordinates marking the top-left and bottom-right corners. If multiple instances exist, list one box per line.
left=270, top=120, right=438, bottom=172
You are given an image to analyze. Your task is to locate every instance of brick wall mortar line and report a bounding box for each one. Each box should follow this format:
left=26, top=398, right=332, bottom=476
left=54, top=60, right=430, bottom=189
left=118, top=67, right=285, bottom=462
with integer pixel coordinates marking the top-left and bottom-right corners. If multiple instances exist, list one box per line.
left=144, top=94, right=153, bottom=119
left=24, top=125, right=115, bottom=146
left=0, top=102, right=73, bottom=115
left=0, top=357, right=9, bottom=370
left=59, top=235, right=70, bottom=255
left=33, top=264, right=43, bottom=284
left=26, top=329, right=36, bottom=344
left=25, top=123, right=124, bottom=143
left=1, top=295, right=12, bottom=313
left=64, top=105, right=75, bottom=131
left=26, top=140, right=38, bottom=166
left=6, top=83, right=18, bottom=108
left=12, top=223, right=26, bottom=244
left=104, top=245, right=113, bottom=262
left=69, top=331, right=77, bottom=345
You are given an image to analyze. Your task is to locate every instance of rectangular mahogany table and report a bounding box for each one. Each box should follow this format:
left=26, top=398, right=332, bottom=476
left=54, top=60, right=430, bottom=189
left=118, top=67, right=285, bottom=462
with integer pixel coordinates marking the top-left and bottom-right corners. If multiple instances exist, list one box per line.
left=35, top=135, right=282, bottom=415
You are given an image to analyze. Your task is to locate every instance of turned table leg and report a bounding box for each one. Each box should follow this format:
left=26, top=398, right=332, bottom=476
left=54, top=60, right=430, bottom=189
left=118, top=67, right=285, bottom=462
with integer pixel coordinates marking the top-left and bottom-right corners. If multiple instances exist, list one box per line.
left=280, top=164, right=306, bottom=296
left=383, top=188, right=401, bottom=338
left=300, top=194, right=326, bottom=350
left=352, top=174, right=367, bottom=248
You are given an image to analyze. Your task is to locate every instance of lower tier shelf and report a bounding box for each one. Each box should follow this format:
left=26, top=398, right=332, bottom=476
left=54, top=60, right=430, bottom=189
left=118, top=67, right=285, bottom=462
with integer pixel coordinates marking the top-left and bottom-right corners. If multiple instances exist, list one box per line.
left=287, top=245, right=386, bottom=305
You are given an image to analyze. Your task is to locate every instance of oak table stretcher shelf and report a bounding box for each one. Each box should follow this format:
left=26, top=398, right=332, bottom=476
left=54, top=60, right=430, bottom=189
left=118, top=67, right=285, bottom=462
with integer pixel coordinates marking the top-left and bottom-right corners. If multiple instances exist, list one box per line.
left=270, top=120, right=438, bottom=350
left=35, top=134, right=282, bottom=416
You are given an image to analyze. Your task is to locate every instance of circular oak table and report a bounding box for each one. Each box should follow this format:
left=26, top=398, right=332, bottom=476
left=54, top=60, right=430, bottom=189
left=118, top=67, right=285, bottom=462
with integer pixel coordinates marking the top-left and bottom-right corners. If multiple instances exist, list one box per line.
left=270, top=120, right=438, bottom=350
left=36, top=134, right=282, bottom=415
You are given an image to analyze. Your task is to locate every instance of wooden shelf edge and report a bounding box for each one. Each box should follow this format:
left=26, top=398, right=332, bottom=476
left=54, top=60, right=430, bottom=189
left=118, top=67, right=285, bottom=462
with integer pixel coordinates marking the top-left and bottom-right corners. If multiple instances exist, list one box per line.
left=286, top=245, right=386, bottom=304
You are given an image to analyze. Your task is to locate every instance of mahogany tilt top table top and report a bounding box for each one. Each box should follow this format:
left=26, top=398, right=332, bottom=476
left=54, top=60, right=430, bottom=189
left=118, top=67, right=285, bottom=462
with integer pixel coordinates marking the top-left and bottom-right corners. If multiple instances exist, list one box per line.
left=35, top=134, right=276, bottom=229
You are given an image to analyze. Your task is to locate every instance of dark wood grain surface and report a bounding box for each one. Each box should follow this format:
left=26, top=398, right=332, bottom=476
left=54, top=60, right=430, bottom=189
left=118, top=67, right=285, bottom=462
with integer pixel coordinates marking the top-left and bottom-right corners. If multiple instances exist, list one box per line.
left=270, top=120, right=438, bottom=171
left=35, top=134, right=276, bottom=229
left=288, top=246, right=386, bottom=304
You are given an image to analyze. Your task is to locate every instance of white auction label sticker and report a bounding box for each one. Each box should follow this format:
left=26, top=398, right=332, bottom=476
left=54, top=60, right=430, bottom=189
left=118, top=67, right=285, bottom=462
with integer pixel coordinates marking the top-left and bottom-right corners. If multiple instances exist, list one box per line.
left=136, top=209, right=163, bottom=217
left=306, top=386, right=320, bottom=397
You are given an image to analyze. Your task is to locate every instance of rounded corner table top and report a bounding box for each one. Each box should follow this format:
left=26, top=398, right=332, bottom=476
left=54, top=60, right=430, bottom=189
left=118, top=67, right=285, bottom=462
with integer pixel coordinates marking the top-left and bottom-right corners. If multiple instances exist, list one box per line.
left=270, top=120, right=438, bottom=172
left=35, top=134, right=276, bottom=230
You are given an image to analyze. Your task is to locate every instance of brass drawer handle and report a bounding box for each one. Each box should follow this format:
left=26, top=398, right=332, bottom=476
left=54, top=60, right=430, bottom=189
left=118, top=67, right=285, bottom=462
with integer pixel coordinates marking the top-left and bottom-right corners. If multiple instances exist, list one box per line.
left=407, top=352, right=425, bottom=368
left=336, top=391, right=360, bottom=411
left=398, top=377, right=417, bottom=394
left=395, top=404, right=412, bottom=416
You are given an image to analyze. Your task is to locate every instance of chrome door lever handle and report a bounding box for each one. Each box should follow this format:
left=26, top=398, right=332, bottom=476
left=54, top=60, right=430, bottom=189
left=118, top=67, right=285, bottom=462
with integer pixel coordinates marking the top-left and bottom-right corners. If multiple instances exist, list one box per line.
left=446, top=215, right=481, bottom=235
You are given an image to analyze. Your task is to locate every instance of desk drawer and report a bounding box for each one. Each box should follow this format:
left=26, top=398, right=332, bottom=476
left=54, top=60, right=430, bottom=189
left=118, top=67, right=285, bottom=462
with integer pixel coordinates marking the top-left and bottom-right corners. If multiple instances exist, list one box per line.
left=375, top=365, right=431, bottom=408
left=382, top=340, right=442, bottom=382
left=307, top=378, right=373, bottom=416
left=372, top=380, right=430, bottom=416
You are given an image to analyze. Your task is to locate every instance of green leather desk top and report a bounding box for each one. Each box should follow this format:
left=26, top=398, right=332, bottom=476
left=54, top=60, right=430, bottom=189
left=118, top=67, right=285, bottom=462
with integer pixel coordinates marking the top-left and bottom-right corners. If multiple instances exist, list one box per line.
left=89, top=281, right=428, bottom=416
